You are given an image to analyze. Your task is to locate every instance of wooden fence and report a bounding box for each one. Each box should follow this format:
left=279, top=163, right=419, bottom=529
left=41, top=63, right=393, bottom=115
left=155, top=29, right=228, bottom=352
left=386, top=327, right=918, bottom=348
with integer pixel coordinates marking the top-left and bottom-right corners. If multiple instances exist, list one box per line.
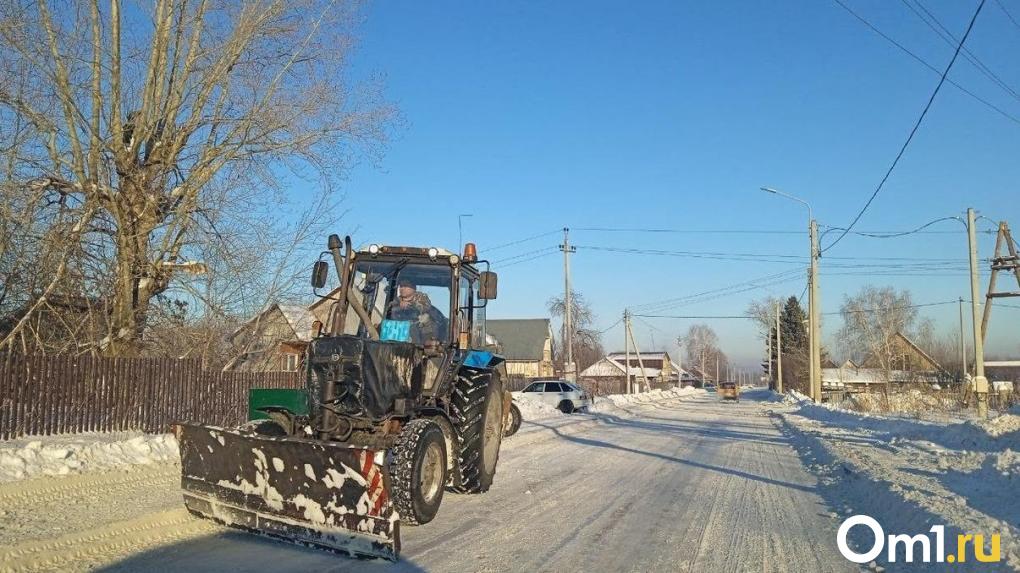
left=0, top=355, right=302, bottom=440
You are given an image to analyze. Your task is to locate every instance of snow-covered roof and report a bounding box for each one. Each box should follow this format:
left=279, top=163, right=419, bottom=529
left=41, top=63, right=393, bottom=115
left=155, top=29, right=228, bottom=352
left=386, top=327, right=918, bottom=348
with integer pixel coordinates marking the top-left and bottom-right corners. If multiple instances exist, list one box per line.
left=277, top=304, right=316, bottom=341
left=580, top=357, right=661, bottom=378
left=821, top=367, right=940, bottom=385
left=607, top=351, right=669, bottom=359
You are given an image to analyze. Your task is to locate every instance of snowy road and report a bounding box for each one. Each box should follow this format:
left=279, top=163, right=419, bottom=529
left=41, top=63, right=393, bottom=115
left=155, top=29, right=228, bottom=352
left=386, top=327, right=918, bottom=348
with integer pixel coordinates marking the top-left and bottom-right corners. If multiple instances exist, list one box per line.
left=1, top=390, right=859, bottom=572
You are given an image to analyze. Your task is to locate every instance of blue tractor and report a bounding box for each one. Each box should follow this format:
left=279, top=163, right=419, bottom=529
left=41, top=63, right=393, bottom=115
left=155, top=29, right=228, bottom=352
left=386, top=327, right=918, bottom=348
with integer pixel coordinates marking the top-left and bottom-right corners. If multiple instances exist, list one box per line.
left=175, top=236, right=508, bottom=560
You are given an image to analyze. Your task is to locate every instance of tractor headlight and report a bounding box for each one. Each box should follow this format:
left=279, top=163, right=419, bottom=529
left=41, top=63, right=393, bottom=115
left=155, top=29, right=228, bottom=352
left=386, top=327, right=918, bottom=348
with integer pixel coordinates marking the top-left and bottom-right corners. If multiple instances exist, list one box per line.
left=368, top=244, right=380, bottom=256
left=449, top=255, right=460, bottom=265
left=427, top=247, right=439, bottom=260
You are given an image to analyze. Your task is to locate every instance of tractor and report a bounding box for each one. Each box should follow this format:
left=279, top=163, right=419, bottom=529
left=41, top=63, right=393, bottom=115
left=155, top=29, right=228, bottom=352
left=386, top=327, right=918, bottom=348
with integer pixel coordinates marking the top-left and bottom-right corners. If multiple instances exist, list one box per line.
left=175, top=235, right=509, bottom=560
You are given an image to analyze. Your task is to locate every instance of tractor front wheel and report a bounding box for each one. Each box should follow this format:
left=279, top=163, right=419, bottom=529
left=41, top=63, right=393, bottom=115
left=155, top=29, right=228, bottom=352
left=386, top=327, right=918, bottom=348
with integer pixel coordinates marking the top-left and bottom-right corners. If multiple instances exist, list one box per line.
left=389, top=419, right=447, bottom=525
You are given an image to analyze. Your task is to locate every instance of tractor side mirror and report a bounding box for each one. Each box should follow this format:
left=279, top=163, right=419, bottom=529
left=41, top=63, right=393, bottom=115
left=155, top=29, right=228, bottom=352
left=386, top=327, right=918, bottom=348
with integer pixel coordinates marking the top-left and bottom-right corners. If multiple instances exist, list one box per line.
left=311, top=261, right=329, bottom=289
left=479, top=271, right=498, bottom=300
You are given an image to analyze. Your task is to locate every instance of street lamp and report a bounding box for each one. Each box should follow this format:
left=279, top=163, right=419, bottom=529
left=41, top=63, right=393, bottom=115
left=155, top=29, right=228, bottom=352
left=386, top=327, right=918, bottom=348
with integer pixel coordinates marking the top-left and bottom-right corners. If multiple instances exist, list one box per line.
left=458, top=214, right=473, bottom=254
left=761, top=185, right=821, bottom=403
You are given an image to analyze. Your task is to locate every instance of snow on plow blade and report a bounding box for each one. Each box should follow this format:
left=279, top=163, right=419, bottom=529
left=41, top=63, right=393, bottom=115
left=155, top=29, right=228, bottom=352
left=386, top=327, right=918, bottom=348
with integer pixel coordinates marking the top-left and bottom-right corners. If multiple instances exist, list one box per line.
left=175, top=424, right=399, bottom=560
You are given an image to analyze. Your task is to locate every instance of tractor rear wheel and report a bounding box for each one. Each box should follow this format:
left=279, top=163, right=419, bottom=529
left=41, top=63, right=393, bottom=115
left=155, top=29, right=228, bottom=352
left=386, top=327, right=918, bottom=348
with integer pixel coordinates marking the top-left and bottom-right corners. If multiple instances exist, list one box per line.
left=504, top=402, right=522, bottom=437
left=389, top=419, right=447, bottom=525
left=449, top=370, right=504, bottom=493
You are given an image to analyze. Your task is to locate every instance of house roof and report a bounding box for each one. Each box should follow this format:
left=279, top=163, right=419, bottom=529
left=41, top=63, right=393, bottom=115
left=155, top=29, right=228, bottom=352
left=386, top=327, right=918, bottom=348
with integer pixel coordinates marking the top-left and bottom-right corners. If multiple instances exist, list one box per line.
left=486, top=319, right=551, bottom=361
left=861, top=331, right=944, bottom=372
left=607, top=351, right=670, bottom=359
left=821, top=367, right=940, bottom=385
left=277, top=305, right=316, bottom=341
left=580, top=357, right=661, bottom=378
left=231, top=303, right=316, bottom=343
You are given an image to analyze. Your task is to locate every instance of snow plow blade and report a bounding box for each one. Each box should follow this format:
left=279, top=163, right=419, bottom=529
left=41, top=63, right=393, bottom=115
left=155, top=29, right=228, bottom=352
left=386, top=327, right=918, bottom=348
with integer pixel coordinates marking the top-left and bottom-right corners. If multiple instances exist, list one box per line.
left=175, top=424, right=398, bottom=560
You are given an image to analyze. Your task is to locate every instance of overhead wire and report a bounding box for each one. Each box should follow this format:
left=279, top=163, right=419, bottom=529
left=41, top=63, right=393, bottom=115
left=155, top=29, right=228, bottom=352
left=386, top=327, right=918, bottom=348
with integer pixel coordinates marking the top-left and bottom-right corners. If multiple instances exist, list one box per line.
left=830, top=0, right=1018, bottom=126
left=995, top=0, right=1020, bottom=32
left=483, top=230, right=561, bottom=252
left=901, top=0, right=1020, bottom=101
left=824, top=0, right=987, bottom=254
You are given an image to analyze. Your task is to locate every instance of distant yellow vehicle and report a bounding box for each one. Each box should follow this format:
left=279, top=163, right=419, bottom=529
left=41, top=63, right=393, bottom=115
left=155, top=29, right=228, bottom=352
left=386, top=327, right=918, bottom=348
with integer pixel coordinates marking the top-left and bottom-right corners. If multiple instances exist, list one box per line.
left=719, top=382, right=739, bottom=402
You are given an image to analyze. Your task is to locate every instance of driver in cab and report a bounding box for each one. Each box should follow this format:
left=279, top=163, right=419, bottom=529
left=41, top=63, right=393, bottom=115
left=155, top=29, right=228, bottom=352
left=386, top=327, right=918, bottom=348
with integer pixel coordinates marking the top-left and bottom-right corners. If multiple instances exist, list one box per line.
left=387, top=279, right=445, bottom=343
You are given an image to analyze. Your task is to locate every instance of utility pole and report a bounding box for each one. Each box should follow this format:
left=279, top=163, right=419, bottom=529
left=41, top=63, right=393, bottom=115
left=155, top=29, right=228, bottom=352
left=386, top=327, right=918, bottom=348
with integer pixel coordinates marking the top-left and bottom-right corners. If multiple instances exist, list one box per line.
left=967, top=208, right=988, bottom=418
left=807, top=269, right=815, bottom=401
left=560, top=228, right=577, bottom=381
left=767, top=331, right=773, bottom=387
left=715, top=355, right=719, bottom=384
left=958, top=297, right=966, bottom=381
left=624, top=310, right=631, bottom=394
left=625, top=316, right=650, bottom=392
left=676, top=336, right=684, bottom=388
left=809, top=219, right=822, bottom=403
left=776, top=300, right=784, bottom=394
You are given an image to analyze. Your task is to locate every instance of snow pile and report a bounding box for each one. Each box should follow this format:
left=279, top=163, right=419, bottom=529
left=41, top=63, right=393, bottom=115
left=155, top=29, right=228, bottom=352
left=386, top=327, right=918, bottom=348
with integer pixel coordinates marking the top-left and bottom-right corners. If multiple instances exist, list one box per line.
left=590, top=387, right=702, bottom=414
left=776, top=398, right=1020, bottom=570
left=974, top=413, right=1020, bottom=438
left=0, top=432, right=179, bottom=482
left=511, top=393, right=567, bottom=420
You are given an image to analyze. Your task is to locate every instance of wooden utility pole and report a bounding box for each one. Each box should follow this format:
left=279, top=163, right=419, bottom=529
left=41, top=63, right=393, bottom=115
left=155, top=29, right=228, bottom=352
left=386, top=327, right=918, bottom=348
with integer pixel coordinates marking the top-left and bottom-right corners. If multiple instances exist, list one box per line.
left=809, top=219, right=822, bottom=403
left=958, top=297, right=966, bottom=380
left=767, top=328, right=773, bottom=386
left=624, top=310, right=631, bottom=394
left=967, top=208, right=988, bottom=418
left=625, top=316, right=650, bottom=392
left=560, top=228, right=577, bottom=381
left=776, top=300, right=784, bottom=393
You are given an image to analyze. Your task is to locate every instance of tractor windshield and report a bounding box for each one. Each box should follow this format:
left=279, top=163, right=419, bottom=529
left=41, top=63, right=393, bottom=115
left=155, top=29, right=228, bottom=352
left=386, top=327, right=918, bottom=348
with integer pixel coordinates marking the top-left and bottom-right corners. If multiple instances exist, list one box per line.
left=349, top=260, right=452, bottom=344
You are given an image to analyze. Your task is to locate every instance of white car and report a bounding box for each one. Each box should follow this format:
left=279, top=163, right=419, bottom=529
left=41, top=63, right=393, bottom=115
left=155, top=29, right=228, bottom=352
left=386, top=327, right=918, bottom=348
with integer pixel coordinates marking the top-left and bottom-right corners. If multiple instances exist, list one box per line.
left=518, top=380, right=591, bottom=413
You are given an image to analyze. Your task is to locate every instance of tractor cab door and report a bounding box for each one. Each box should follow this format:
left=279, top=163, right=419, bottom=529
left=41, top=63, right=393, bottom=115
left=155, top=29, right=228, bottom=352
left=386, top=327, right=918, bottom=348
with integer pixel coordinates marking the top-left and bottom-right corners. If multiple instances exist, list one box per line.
left=457, top=273, right=487, bottom=350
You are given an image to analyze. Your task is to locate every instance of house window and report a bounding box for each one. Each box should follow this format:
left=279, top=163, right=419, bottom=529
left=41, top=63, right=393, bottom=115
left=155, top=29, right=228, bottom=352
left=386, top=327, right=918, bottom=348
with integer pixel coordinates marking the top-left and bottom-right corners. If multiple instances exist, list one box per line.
left=283, top=353, right=300, bottom=372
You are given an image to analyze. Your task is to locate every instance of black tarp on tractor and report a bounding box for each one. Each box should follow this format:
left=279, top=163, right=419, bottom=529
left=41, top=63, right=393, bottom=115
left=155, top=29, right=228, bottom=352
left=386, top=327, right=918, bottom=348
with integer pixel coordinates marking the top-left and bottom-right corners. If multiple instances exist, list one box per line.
left=307, top=336, right=424, bottom=420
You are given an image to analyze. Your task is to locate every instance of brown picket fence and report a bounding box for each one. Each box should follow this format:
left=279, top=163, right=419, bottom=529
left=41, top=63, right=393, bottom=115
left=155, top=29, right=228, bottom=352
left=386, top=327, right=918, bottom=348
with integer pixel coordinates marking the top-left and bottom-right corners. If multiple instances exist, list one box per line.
left=0, top=354, right=302, bottom=440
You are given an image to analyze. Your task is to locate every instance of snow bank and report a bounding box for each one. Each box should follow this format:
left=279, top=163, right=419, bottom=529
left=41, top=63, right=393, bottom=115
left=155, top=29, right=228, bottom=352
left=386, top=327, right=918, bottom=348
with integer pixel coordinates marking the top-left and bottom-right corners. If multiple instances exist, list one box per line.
left=775, top=395, right=1020, bottom=570
left=0, top=432, right=179, bottom=482
left=590, top=387, right=702, bottom=414
left=511, top=393, right=567, bottom=421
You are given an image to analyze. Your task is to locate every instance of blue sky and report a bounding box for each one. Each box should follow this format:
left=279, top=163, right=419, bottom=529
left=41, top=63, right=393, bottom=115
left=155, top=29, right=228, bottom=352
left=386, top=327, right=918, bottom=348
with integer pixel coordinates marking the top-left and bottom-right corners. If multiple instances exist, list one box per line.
left=320, top=0, right=1020, bottom=367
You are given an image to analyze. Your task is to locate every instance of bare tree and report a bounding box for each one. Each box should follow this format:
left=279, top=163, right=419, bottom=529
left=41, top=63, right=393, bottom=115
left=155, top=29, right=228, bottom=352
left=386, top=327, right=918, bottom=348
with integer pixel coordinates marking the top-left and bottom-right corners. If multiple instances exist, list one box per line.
left=547, top=290, right=604, bottom=373
left=838, top=286, right=923, bottom=380
left=681, top=323, right=725, bottom=382
left=0, top=0, right=394, bottom=355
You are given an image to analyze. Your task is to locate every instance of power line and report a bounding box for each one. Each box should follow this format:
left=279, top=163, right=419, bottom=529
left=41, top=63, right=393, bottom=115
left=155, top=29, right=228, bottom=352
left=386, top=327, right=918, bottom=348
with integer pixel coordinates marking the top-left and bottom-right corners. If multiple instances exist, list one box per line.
left=824, top=0, right=988, bottom=253
left=633, top=299, right=961, bottom=320
left=830, top=0, right=1018, bottom=126
left=820, top=216, right=964, bottom=238
left=901, top=0, right=1020, bottom=102
left=996, top=0, right=1020, bottom=32
left=491, top=246, right=558, bottom=264
left=573, top=226, right=803, bottom=235
left=633, top=314, right=750, bottom=319
left=484, top=230, right=561, bottom=252
left=826, top=299, right=959, bottom=315
left=597, top=317, right=624, bottom=334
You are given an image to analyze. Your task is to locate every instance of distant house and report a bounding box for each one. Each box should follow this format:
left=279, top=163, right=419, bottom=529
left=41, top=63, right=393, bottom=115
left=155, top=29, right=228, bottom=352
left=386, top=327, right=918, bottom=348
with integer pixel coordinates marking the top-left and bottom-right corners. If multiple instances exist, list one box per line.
left=860, top=332, right=944, bottom=373
left=486, top=319, right=555, bottom=380
left=580, top=351, right=690, bottom=392
left=225, top=303, right=322, bottom=372
left=986, top=360, right=1020, bottom=383
left=606, top=351, right=678, bottom=382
